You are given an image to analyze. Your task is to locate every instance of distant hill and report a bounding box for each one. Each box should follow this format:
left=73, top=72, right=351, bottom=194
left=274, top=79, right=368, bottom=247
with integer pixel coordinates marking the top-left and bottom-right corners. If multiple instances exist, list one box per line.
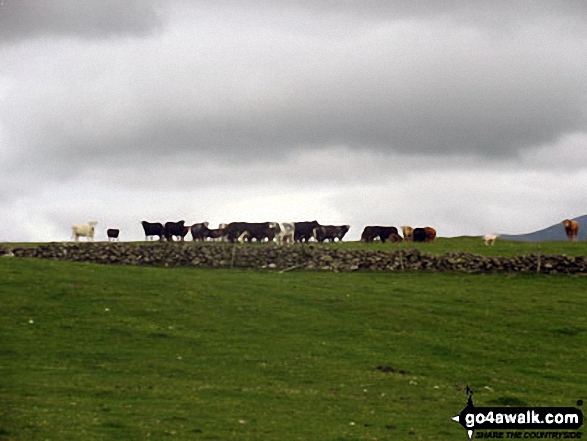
left=500, top=215, right=587, bottom=242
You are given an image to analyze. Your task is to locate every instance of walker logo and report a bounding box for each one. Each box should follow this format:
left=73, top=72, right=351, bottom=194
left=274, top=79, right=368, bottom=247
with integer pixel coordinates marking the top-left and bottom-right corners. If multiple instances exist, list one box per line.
left=451, top=387, right=583, bottom=439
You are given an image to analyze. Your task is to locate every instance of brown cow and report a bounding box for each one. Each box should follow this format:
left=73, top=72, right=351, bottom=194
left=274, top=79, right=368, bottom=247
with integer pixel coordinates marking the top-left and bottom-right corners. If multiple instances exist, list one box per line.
left=424, top=227, right=436, bottom=242
left=563, top=219, right=579, bottom=242
left=401, top=226, right=414, bottom=241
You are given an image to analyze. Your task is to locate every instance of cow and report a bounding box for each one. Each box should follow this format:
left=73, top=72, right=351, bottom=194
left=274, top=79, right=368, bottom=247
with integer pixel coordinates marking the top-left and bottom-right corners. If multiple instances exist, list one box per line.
left=401, top=226, right=414, bottom=241
left=141, top=221, right=165, bottom=241
left=224, top=222, right=276, bottom=243
left=178, top=226, right=191, bottom=241
left=424, top=227, right=436, bottom=242
left=313, top=225, right=350, bottom=243
left=72, top=221, right=98, bottom=242
left=412, top=227, right=428, bottom=242
left=563, top=219, right=579, bottom=242
left=294, top=221, right=321, bottom=243
left=483, top=234, right=498, bottom=246
left=207, top=228, right=225, bottom=241
left=164, top=221, right=186, bottom=242
left=360, top=226, right=398, bottom=243
left=388, top=232, right=403, bottom=244
left=107, top=229, right=120, bottom=241
left=275, top=222, right=295, bottom=245
left=191, top=222, right=210, bottom=241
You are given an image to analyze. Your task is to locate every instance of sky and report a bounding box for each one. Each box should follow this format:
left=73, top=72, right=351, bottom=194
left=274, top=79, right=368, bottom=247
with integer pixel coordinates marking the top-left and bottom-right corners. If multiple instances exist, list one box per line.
left=1, top=1, right=586, bottom=242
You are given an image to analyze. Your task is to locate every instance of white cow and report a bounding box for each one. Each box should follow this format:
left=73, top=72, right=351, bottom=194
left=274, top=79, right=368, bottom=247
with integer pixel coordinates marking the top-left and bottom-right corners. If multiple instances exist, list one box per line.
left=72, top=221, right=98, bottom=242
left=483, top=234, right=498, bottom=246
left=275, top=222, right=295, bottom=245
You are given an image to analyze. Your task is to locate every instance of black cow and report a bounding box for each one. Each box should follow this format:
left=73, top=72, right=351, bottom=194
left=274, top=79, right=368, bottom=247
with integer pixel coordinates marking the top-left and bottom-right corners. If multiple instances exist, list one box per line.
left=412, top=227, right=428, bottom=242
left=313, top=225, right=350, bottom=243
left=224, top=222, right=276, bottom=243
left=164, top=220, right=186, bottom=242
left=180, top=226, right=191, bottom=241
left=191, top=222, right=211, bottom=241
left=207, top=228, right=225, bottom=241
left=141, top=221, right=165, bottom=241
left=361, top=226, right=398, bottom=243
left=106, top=228, right=120, bottom=241
left=294, top=221, right=320, bottom=243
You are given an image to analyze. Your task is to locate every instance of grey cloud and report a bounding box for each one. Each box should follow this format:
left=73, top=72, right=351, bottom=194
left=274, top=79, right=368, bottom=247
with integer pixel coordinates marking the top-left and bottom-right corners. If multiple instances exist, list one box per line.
left=193, top=1, right=587, bottom=27
left=2, top=2, right=587, bottom=182
left=0, top=0, right=164, bottom=42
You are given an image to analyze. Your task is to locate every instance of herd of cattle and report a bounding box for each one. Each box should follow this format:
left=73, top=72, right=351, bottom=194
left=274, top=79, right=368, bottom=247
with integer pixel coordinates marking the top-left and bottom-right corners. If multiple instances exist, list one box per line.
left=71, top=218, right=583, bottom=244
left=71, top=221, right=438, bottom=244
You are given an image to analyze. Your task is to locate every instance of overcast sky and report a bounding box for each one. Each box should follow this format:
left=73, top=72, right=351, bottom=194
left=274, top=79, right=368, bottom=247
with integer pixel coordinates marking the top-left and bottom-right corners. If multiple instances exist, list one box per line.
left=1, top=1, right=586, bottom=241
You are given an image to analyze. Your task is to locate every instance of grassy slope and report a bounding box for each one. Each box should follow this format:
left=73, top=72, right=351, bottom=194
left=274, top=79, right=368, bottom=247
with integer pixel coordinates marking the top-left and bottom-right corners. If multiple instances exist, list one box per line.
left=1, top=257, right=586, bottom=440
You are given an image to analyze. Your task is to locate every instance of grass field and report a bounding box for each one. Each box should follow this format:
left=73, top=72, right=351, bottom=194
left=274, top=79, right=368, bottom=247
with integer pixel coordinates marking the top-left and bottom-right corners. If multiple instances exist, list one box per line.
left=1, top=240, right=587, bottom=440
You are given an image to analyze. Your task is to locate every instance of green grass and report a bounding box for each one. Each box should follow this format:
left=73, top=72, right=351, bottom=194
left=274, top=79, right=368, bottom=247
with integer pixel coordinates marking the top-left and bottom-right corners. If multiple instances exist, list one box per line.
left=1, top=257, right=586, bottom=440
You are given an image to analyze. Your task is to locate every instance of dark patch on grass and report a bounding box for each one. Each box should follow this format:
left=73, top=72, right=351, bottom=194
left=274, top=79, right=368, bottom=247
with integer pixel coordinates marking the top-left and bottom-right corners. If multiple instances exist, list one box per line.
left=95, top=390, right=115, bottom=397
left=107, top=327, right=133, bottom=336
left=0, top=348, right=17, bottom=357
left=550, top=327, right=583, bottom=336
left=165, top=416, right=188, bottom=422
left=376, top=366, right=408, bottom=375
left=102, top=421, right=126, bottom=429
left=148, top=332, right=171, bottom=339
left=429, top=344, right=461, bottom=360
left=488, top=396, right=528, bottom=407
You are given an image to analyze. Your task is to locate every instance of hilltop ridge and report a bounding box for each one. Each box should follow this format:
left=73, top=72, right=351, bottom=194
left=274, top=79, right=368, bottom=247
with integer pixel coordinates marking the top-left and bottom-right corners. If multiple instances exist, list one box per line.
left=500, top=215, right=587, bottom=242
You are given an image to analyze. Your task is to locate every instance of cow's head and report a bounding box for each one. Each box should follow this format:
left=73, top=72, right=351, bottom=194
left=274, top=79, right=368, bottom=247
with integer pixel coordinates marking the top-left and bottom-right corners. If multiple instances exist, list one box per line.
left=88, top=221, right=98, bottom=227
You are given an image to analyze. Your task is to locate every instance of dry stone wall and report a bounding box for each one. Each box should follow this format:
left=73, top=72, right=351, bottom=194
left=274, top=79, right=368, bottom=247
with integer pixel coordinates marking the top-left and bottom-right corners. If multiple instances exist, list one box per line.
left=3, top=242, right=587, bottom=275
